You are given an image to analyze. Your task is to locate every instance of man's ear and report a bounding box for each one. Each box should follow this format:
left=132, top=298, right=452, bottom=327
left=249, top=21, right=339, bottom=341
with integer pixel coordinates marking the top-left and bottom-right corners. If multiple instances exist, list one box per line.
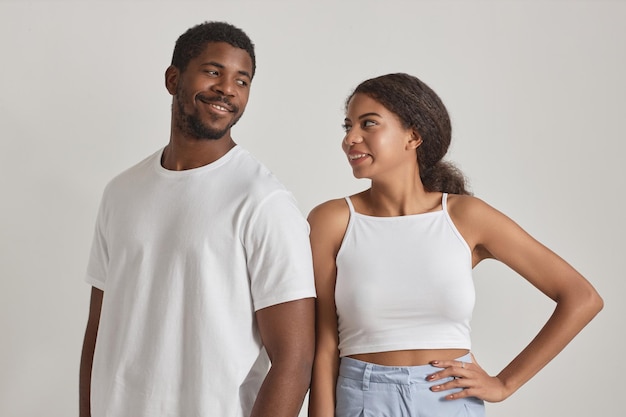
left=165, top=65, right=179, bottom=96
left=406, top=129, right=423, bottom=150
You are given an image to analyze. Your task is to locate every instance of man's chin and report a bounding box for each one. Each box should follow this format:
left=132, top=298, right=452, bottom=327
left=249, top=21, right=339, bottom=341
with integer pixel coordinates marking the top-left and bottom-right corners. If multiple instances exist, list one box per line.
left=193, top=135, right=223, bottom=141
left=188, top=121, right=230, bottom=140
left=178, top=109, right=242, bottom=140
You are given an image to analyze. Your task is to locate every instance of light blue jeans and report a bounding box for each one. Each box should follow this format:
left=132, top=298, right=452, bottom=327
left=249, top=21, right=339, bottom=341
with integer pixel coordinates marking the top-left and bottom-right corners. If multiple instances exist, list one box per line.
left=336, top=353, right=485, bottom=417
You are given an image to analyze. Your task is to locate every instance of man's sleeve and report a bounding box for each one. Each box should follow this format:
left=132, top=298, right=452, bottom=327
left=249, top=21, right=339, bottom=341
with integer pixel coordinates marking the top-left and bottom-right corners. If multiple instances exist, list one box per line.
left=85, top=192, right=108, bottom=290
left=244, top=190, right=316, bottom=311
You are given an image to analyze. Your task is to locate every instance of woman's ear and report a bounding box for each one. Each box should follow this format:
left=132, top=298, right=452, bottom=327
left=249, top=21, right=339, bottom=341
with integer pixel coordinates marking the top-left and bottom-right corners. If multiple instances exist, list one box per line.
left=406, top=129, right=423, bottom=150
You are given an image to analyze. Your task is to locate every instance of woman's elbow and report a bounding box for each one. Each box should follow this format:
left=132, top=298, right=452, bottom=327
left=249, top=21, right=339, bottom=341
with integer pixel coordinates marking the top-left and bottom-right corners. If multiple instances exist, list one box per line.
left=587, top=289, right=604, bottom=317
left=576, top=284, right=604, bottom=322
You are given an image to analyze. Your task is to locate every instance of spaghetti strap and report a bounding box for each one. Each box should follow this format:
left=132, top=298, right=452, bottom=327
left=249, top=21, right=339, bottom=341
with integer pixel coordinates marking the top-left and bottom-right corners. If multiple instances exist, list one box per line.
left=441, top=193, right=449, bottom=212
left=344, top=196, right=356, bottom=213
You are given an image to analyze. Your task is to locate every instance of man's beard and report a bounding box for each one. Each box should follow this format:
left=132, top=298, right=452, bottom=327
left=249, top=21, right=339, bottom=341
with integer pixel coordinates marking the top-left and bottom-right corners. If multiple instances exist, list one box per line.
left=174, top=93, right=243, bottom=140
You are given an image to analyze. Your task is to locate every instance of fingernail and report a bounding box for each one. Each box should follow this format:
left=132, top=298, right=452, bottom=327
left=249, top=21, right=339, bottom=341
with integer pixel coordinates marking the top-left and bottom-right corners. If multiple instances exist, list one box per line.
left=431, top=360, right=439, bottom=365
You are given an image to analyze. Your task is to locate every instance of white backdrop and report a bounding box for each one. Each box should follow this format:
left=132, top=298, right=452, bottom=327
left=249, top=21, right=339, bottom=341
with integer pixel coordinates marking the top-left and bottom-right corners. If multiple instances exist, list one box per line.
left=1, top=1, right=624, bottom=416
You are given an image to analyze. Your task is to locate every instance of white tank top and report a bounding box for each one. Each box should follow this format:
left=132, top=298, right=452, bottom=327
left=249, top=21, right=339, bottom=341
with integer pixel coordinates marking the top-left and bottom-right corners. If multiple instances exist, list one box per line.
left=335, top=193, right=474, bottom=357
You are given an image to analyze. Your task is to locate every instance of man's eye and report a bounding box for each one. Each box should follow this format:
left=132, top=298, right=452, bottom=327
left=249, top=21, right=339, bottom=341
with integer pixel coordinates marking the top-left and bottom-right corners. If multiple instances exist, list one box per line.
left=236, top=79, right=248, bottom=87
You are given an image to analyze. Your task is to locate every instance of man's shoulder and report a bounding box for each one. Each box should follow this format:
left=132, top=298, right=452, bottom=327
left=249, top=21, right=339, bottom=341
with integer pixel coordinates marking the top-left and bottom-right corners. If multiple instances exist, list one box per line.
left=230, top=147, right=289, bottom=195
left=115, top=148, right=159, bottom=175
left=102, top=149, right=161, bottom=195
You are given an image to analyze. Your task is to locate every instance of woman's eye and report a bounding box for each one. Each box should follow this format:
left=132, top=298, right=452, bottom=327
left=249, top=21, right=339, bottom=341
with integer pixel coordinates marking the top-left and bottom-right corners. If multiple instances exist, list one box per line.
left=342, top=124, right=352, bottom=132
left=363, top=120, right=376, bottom=128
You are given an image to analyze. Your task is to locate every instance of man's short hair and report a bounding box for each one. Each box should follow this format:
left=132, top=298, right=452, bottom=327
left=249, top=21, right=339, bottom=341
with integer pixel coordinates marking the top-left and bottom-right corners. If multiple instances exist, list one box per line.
left=171, top=21, right=256, bottom=77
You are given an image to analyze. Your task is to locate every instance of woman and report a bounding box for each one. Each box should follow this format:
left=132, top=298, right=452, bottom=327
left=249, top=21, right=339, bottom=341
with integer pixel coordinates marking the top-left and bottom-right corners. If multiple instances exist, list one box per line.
left=308, top=73, right=603, bottom=417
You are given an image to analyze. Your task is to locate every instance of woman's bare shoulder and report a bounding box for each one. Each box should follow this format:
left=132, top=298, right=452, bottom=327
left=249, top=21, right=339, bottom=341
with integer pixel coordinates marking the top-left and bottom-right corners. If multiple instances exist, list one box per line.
left=446, top=193, right=500, bottom=220
left=446, top=193, right=510, bottom=252
left=308, top=197, right=350, bottom=230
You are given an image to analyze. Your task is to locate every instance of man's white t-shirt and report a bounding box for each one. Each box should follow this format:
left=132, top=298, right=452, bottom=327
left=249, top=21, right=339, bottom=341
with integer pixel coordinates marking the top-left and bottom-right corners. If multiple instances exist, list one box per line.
left=85, top=146, right=316, bottom=417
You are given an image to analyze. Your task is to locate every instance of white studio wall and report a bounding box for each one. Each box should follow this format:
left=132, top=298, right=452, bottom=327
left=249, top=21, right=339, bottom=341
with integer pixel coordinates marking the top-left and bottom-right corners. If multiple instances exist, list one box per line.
left=0, top=1, right=624, bottom=416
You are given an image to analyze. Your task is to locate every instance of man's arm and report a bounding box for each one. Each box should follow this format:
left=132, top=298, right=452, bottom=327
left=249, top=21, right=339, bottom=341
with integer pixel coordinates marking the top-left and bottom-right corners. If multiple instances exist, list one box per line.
left=79, top=287, right=103, bottom=417
left=250, top=297, right=315, bottom=417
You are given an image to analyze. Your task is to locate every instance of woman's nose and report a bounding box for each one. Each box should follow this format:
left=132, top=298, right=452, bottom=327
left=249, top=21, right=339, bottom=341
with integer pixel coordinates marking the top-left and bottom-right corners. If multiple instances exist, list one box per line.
left=343, top=130, right=363, bottom=146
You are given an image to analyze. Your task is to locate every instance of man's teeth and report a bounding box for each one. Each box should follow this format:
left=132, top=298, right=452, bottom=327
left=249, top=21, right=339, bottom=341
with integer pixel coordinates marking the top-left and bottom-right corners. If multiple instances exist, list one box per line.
left=349, top=154, right=367, bottom=160
left=211, top=104, right=229, bottom=111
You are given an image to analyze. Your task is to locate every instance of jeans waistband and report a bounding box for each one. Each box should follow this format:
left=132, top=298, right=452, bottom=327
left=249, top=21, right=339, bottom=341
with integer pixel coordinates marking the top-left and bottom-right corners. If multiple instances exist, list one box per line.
left=338, top=353, right=472, bottom=386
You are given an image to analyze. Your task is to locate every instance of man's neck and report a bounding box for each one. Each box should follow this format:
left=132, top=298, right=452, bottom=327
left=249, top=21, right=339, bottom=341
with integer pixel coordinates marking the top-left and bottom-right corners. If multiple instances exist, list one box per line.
left=161, top=135, right=237, bottom=171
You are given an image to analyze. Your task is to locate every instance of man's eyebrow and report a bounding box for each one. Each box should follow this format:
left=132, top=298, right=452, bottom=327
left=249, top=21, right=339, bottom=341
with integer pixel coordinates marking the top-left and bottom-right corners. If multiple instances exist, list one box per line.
left=200, top=61, right=225, bottom=69
left=238, top=70, right=252, bottom=79
left=200, top=61, right=251, bottom=79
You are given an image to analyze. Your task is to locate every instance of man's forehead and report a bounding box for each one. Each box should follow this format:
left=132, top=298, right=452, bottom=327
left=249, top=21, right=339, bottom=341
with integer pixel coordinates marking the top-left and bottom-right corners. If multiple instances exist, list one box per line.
left=193, top=42, right=253, bottom=73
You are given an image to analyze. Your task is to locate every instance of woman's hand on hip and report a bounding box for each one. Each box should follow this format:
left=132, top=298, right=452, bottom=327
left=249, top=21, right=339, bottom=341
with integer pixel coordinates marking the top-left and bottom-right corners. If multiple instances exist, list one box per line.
left=427, top=353, right=510, bottom=403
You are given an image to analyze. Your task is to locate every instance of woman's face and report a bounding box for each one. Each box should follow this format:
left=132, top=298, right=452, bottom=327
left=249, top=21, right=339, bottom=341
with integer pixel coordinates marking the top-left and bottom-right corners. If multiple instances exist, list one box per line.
left=342, top=93, right=420, bottom=179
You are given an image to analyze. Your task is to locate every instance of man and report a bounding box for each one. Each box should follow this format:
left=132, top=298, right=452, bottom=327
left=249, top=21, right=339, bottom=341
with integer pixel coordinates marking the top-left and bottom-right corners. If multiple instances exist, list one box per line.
left=79, top=21, right=316, bottom=417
